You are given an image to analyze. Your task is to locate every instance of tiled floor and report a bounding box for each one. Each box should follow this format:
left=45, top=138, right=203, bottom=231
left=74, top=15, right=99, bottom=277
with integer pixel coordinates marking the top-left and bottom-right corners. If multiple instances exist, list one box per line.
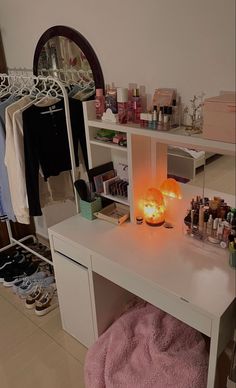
left=0, top=285, right=87, bottom=388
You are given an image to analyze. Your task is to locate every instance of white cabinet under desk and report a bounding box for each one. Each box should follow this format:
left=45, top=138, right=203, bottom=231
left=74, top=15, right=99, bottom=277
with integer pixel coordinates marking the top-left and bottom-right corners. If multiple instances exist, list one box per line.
left=48, top=184, right=236, bottom=388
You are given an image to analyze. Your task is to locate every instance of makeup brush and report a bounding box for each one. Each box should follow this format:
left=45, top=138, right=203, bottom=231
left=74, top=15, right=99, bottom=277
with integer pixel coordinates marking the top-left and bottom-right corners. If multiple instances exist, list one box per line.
left=74, top=179, right=89, bottom=201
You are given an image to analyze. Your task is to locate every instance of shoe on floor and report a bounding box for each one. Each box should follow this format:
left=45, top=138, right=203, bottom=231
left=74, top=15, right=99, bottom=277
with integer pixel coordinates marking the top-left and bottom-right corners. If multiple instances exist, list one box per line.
left=3, top=261, right=39, bottom=287
left=18, top=275, right=54, bottom=298
left=0, top=249, right=29, bottom=270
left=34, top=286, right=58, bottom=316
left=0, top=253, right=30, bottom=282
left=25, top=282, right=56, bottom=309
left=13, top=271, right=47, bottom=294
left=0, top=254, right=12, bottom=270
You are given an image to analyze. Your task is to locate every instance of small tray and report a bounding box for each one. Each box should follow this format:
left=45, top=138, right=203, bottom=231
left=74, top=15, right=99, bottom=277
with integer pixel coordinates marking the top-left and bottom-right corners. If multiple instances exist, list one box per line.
left=94, top=203, right=130, bottom=225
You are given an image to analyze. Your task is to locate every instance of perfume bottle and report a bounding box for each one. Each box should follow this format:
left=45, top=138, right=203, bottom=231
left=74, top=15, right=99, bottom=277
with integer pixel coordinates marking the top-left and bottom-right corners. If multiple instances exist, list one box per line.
left=105, top=85, right=118, bottom=113
left=171, top=96, right=181, bottom=128
left=117, top=88, right=128, bottom=124
left=95, top=89, right=105, bottom=119
left=132, top=88, right=141, bottom=124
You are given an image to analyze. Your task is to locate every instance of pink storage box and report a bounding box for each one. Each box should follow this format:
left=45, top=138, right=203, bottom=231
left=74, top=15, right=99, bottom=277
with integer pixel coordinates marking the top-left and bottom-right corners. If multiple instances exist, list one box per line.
left=203, top=94, right=236, bottom=144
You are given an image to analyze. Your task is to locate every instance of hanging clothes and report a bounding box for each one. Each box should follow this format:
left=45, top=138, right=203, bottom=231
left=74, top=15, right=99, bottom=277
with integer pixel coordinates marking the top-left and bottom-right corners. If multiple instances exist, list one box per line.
left=4, top=96, right=74, bottom=224
left=23, top=98, right=88, bottom=216
left=4, top=96, right=33, bottom=223
left=0, top=95, right=17, bottom=222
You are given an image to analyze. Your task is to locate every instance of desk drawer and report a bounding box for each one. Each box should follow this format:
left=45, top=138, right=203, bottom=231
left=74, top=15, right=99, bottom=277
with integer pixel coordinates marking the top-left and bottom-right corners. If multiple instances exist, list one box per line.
left=52, top=235, right=91, bottom=268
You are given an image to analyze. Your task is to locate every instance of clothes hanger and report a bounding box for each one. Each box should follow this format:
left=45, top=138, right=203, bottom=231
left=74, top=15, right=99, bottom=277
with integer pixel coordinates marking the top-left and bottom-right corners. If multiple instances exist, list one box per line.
left=39, top=80, right=63, bottom=115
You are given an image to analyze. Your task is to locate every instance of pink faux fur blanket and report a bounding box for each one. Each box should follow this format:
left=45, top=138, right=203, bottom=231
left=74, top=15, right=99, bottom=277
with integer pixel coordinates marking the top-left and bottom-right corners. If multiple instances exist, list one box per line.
left=85, top=303, right=208, bottom=388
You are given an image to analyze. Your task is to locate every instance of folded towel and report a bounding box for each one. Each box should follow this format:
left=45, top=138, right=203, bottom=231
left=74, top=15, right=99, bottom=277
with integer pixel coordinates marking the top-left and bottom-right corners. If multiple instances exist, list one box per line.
left=85, top=303, right=208, bottom=388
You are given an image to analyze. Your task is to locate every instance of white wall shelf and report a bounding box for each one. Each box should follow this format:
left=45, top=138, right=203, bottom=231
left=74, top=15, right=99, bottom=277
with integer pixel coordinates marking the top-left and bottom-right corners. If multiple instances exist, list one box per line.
left=100, top=193, right=129, bottom=206
left=87, top=119, right=235, bottom=156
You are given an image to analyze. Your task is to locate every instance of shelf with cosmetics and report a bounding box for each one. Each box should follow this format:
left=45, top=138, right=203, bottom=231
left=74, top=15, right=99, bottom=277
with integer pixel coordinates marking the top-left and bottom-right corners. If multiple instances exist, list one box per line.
left=83, top=98, right=235, bottom=224
left=86, top=117, right=235, bottom=156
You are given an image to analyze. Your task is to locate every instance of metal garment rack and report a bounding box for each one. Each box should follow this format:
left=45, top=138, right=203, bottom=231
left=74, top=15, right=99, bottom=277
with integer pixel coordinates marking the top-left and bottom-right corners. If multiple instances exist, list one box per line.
left=0, top=72, right=80, bottom=266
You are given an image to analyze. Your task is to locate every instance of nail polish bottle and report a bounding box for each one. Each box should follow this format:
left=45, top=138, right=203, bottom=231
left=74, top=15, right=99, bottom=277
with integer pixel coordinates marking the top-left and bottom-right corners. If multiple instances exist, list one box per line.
left=117, top=88, right=128, bottom=124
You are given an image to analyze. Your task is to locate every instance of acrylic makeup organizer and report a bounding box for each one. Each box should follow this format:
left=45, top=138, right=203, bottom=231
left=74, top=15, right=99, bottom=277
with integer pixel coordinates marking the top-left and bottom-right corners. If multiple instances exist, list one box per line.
left=0, top=71, right=80, bottom=266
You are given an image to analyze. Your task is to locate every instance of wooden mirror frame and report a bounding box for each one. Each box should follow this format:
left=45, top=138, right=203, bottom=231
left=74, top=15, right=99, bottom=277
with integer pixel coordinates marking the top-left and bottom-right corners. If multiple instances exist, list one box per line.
left=33, top=25, right=104, bottom=90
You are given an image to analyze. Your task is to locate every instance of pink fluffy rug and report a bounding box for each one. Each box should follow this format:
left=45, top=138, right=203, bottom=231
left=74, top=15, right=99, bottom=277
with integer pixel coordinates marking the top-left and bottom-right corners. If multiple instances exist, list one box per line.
left=85, top=302, right=208, bottom=388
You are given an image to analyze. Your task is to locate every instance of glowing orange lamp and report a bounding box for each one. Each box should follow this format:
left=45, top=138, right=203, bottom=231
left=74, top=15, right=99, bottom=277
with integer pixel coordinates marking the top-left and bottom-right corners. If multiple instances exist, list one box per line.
left=160, top=178, right=182, bottom=200
left=143, top=188, right=166, bottom=226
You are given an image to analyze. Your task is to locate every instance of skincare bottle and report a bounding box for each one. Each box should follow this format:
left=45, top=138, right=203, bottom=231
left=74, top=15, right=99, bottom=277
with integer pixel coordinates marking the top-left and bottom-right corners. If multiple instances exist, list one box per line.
left=217, top=219, right=224, bottom=240
left=157, top=107, right=164, bottom=129
left=117, top=88, right=128, bottom=124
left=132, top=88, right=141, bottom=124
left=206, top=214, right=213, bottom=236
left=171, top=96, right=181, bottom=128
left=198, top=205, right=204, bottom=233
left=152, top=106, right=158, bottom=129
left=147, top=112, right=153, bottom=129
left=203, top=210, right=209, bottom=235
left=95, top=89, right=105, bottom=119
left=213, top=218, right=219, bottom=237
left=163, top=106, right=172, bottom=130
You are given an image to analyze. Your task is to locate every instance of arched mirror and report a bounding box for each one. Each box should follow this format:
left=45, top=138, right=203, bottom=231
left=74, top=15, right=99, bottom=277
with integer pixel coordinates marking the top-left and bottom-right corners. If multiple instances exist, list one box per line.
left=33, top=25, right=104, bottom=100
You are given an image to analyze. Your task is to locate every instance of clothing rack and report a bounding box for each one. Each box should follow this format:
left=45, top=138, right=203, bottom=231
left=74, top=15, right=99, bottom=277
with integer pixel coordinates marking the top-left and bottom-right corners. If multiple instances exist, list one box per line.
left=0, top=72, right=80, bottom=265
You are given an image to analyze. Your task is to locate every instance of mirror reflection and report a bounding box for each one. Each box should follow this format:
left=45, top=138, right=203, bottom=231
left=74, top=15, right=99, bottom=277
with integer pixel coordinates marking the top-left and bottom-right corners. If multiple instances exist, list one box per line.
left=167, top=148, right=235, bottom=196
left=37, top=36, right=95, bottom=99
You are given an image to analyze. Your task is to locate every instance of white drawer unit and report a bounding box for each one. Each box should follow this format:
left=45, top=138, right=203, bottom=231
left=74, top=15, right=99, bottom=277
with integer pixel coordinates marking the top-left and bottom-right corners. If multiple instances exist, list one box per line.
left=52, top=235, right=91, bottom=268
left=52, top=249, right=95, bottom=347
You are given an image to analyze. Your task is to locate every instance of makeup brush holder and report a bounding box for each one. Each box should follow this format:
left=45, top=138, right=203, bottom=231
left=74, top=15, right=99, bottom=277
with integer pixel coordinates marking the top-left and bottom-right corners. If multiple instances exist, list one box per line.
left=79, top=197, right=102, bottom=220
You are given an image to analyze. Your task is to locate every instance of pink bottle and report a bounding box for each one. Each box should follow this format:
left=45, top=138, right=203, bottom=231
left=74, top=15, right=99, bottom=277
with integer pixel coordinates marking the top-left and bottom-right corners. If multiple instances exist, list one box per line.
left=95, top=89, right=105, bottom=119
left=117, top=88, right=128, bottom=124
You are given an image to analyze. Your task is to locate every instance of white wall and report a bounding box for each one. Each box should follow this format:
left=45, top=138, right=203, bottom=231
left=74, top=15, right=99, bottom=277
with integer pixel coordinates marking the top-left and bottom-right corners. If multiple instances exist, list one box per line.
left=0, top=0, right=235, bottom=104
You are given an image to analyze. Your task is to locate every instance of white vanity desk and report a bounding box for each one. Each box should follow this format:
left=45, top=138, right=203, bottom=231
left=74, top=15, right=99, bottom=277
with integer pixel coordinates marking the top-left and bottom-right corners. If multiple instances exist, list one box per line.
left=49, top=186, right=236, bottom=388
